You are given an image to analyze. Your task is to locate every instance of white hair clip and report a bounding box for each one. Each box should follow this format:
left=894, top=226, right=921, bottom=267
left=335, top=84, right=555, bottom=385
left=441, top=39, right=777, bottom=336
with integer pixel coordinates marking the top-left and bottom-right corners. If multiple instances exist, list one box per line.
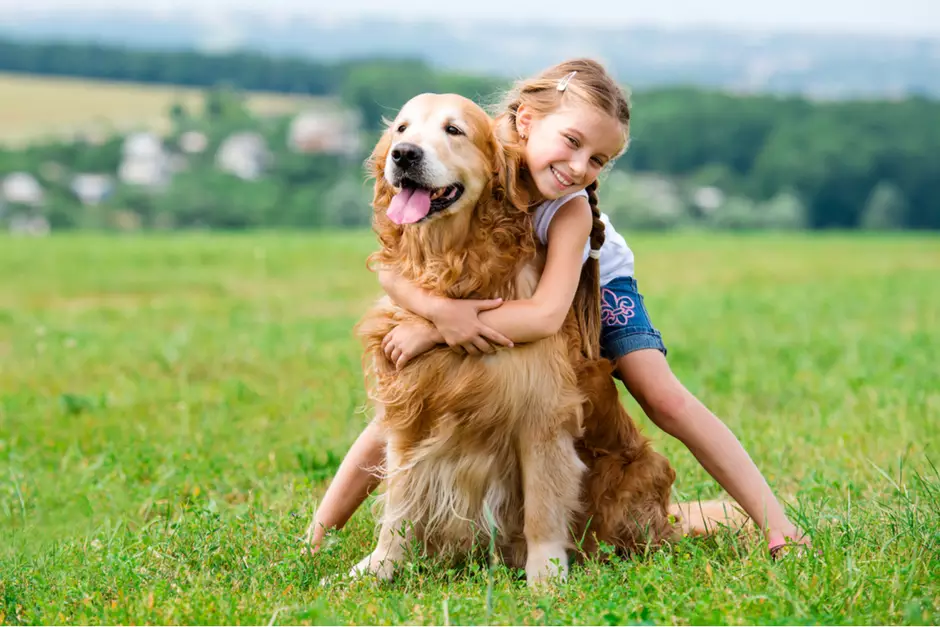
left=588, top=248, right=601, bottom=260
left=557, top=71, right=577, bottom=92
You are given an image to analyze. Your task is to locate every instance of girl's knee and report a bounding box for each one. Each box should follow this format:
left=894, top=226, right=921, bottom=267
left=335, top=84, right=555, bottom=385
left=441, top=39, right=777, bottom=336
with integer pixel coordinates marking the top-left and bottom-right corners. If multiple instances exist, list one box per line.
left=615, top=350, right=695, bottom=436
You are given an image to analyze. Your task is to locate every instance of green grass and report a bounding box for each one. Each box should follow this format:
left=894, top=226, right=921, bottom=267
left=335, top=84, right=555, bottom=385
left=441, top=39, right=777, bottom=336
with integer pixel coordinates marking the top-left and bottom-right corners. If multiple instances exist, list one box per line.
left=1, top=232, right=938, bottom=625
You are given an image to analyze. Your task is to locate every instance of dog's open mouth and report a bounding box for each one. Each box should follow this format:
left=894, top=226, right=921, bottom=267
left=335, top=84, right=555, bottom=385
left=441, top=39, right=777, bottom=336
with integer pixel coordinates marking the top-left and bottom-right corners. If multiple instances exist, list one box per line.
left=387, top=178, right=465, bottom=225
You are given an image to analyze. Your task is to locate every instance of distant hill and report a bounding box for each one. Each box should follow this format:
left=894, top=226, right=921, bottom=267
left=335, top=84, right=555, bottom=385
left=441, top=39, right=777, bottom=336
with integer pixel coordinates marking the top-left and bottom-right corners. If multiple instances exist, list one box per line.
left=1, top=10, right=938, bottom=98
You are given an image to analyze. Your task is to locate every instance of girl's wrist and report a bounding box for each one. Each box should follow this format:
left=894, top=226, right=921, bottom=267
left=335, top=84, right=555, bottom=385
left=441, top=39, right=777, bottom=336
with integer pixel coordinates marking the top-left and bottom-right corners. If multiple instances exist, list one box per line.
left=425, top=295, right=449, bottom=324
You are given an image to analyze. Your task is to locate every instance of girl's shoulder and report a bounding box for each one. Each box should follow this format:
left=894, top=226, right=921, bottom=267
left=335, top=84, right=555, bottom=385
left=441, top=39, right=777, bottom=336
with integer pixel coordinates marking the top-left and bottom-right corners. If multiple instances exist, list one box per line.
left=533, top=189, right=590, bottom=245
left=534, top=189, right=589, bottom=215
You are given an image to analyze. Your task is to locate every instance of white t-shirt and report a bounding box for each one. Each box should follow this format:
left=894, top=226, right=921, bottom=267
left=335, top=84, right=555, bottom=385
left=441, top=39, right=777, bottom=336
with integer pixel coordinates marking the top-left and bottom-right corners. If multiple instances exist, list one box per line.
left=532, top=189, right=634, bottom=285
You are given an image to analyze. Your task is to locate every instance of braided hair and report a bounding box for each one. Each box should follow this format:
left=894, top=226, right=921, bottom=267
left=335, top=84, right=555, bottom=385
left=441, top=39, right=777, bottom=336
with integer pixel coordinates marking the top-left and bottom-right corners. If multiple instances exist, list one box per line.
left=571, top=180, right=606, bottom=359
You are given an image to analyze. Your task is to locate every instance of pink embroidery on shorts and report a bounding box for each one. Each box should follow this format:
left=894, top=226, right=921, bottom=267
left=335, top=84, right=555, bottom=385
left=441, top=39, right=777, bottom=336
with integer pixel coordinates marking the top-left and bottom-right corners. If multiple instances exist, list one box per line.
left=601, top=287, right=636, bottom=326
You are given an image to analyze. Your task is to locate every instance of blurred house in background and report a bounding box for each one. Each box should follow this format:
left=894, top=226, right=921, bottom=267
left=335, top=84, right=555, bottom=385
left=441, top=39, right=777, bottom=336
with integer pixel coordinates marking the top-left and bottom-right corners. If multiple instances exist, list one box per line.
left=288, top=109, right=362, bottom=157
left=71, top=174, right=115, bottom=206
left=119, top=132, right=171, bottom=188
left=215, top=131, right=272, bottom=181
left=2, top=172, right=44, bottom=206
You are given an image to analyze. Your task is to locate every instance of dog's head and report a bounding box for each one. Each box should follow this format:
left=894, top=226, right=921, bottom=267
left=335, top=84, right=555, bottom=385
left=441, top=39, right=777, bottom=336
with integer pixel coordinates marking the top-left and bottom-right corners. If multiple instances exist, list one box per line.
left=368, top=93, right=525, bottom=229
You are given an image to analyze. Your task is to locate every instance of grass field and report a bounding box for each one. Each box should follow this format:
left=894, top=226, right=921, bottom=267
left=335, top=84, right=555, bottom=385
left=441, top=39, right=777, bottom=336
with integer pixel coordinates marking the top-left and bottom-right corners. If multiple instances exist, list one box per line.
left=0, top=73, right=323, bottom=145
left=0, top=232, right=938, bottom=625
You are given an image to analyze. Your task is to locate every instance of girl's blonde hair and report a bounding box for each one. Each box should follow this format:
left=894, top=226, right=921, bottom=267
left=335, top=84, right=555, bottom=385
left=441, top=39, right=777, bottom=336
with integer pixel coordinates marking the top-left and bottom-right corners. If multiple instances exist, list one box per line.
left=493, top=58, right=632, bottom=360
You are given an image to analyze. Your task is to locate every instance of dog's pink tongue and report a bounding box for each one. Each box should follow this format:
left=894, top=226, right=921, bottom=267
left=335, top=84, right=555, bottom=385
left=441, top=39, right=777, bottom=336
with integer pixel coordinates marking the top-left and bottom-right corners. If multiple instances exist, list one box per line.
left=387, top=188, right=432, bottom=225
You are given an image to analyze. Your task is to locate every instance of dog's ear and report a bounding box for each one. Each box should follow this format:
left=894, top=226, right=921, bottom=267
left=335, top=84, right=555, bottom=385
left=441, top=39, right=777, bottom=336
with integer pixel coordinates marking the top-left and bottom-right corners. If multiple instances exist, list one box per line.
left=490, top=123, right=528, bottom=212
left=367, top=123, right=396, bottom=222
left=364, top=122, right=404, bottom=273
left=367, top=118, right=393, bottom=181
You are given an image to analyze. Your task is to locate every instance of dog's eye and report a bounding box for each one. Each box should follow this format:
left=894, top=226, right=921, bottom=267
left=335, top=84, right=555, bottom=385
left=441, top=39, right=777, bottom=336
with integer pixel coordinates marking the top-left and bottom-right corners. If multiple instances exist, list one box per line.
left=445, top=125, right=464, bottom=136
left=397, top=124, right=407, bottom=133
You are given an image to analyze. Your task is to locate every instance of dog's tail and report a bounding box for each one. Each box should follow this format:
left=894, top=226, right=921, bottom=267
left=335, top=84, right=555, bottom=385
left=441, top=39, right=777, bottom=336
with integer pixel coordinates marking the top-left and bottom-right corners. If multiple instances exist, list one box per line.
left=669, top=500, right=752, bottom=537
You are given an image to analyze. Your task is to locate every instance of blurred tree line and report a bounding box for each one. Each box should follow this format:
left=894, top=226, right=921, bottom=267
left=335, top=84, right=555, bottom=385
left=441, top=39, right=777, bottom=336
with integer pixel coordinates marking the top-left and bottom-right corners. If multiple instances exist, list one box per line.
left=622, top=89, right=940, bottom=230
left=0, top=37, right=937, bottom=231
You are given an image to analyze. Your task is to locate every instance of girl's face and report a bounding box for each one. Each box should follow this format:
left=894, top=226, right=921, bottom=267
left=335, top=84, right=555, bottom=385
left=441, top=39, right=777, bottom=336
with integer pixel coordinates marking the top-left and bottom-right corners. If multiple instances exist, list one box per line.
left=517, top=101, right=624, bottom=201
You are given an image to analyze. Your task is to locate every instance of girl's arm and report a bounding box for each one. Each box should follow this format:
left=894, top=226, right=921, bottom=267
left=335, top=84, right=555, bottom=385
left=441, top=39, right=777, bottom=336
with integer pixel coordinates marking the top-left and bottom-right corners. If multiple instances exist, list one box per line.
left=377, top=268, right=445, bottom=322
left=475, top=196, right=593, bottom=343
left=378, top=268, right=512, bottom=354
left=382, top=196, right=592, bottom=360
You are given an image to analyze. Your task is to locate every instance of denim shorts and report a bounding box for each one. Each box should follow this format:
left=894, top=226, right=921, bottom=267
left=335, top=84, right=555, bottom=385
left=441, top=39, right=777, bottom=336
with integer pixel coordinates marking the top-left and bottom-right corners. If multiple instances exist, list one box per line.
left=599, top=276, right=668, bottom=360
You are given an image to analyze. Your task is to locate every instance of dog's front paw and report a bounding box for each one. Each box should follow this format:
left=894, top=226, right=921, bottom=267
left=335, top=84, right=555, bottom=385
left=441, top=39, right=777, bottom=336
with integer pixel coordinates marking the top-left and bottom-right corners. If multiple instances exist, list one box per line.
left=348, top=551, right=397, bottom=582
left=525, top=542, right=569, bottom=588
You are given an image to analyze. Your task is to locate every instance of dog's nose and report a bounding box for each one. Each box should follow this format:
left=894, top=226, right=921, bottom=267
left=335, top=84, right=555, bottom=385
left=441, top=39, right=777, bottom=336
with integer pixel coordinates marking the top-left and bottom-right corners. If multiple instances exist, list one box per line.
left=391, top=143, right=423, bottom=169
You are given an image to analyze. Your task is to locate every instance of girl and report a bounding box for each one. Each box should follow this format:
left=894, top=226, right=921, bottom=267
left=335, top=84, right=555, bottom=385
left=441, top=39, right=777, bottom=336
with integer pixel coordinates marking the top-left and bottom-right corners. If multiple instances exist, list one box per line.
left=308, top=58, right=809, bottom=559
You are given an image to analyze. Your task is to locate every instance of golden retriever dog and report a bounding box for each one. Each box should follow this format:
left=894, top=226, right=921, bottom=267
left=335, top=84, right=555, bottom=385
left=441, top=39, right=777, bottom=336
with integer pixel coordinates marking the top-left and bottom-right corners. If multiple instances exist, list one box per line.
left=350, top=93, right=748, bottom=586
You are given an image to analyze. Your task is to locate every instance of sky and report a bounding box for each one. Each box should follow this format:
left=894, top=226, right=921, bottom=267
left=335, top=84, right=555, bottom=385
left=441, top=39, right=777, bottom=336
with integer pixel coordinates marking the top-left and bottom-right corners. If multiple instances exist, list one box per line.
left=1, top=0, right=938, bottom=36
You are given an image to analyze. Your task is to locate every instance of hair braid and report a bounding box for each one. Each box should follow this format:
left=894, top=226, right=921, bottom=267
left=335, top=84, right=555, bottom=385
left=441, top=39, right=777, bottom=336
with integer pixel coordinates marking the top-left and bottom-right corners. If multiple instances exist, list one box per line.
left=585, top=180, right=606, bottom=251
left=572, top=180, right=605, bottom=360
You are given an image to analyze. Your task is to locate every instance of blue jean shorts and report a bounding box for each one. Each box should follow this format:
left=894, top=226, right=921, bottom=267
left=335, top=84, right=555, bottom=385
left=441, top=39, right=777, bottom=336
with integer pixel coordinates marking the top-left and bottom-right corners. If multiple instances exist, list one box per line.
left=599, top=276, right=667, bottom=360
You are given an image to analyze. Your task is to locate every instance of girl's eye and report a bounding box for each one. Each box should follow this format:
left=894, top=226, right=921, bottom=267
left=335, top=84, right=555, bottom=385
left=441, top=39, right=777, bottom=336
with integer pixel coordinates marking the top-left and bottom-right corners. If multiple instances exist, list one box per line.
left=397, top=124, right=407, bottom=133
left=566, top=135, right=579, bottom=148
left=592, top=157, right=605, bottom=167
left=445, top=125, right=464, bottom=136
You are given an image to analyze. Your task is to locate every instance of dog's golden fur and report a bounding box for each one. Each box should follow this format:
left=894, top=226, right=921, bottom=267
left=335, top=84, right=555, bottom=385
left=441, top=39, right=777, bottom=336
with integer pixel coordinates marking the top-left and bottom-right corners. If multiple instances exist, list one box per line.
left=351, top=94, right=747, bottom=584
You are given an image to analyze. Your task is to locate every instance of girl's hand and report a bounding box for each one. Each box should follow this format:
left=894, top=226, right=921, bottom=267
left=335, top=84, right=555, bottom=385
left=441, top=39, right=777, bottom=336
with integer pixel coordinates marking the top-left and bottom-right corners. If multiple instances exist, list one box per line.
left=429, top=298, right=514, bottom=355
left=382, top=322, right=442, bottom=369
